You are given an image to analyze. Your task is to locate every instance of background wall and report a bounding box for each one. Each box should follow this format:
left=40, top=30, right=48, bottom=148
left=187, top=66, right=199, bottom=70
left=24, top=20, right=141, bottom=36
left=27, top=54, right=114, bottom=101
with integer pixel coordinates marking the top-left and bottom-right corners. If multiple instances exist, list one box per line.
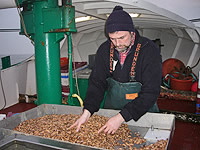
left=66, top=29, right=200, bottom=76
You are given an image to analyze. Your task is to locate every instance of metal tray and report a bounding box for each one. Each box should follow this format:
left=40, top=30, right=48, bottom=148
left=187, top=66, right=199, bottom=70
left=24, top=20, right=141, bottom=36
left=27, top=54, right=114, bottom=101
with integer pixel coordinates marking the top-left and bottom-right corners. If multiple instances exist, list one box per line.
left=0, top=104, right=175, bottom=150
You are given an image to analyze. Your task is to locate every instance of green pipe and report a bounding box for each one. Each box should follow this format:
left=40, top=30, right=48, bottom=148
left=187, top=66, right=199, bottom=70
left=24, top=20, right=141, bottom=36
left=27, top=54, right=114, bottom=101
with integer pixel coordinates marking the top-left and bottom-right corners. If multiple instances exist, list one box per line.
left=34, top=1, right=63, bottom=105
left=66, top=32, right=74, bottom=105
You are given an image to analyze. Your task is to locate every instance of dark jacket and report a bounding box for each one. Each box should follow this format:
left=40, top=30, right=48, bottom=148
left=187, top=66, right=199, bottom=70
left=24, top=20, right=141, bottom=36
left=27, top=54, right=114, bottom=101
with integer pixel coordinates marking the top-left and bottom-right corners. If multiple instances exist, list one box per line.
left=84, top=30, right=162, bottom=122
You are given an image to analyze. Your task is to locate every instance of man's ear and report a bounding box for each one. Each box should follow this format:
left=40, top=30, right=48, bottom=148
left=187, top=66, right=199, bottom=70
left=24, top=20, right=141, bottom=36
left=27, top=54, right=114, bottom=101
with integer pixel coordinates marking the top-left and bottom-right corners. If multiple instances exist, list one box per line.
left=130, top=31, right=134, bottom=35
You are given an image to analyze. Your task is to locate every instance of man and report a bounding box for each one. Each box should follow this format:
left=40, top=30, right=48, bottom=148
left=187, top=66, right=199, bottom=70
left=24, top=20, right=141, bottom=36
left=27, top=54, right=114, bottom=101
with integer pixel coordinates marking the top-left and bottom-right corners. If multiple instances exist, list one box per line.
left=70, top=6, right=162, bottom=134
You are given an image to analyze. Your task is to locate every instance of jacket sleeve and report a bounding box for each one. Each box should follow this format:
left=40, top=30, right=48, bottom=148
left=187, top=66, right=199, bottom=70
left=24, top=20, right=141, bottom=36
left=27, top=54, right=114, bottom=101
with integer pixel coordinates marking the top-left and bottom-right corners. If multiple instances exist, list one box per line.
left=120, top=40, right=162, bottom=122
left=83, top=43, right=110, bottom=115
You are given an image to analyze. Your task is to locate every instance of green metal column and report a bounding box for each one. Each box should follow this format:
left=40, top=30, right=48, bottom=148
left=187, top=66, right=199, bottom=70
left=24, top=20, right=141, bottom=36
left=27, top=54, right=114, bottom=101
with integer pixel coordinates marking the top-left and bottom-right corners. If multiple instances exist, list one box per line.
left=18, top=0, right=76, bottom=105
left=33, top=1, right=63, bottom=105
left=35, top=33, right=62, bottom=105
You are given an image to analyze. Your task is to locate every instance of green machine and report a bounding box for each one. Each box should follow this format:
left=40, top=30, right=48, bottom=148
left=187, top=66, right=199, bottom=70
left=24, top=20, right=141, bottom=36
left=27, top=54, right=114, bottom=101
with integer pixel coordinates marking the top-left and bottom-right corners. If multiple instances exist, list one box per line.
left=17, top=0, right=77, bottom=105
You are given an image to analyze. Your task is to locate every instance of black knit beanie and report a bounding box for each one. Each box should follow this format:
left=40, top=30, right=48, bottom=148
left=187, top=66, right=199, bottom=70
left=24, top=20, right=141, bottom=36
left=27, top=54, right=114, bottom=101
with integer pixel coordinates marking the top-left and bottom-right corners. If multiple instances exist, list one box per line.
left=105, top=6, right=135, bottom=34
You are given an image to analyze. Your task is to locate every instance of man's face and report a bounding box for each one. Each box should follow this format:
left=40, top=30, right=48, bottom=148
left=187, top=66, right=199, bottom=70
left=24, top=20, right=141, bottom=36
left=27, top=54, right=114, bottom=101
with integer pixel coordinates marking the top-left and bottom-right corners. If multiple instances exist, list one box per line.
left=109, top=31, right=132, bottom=53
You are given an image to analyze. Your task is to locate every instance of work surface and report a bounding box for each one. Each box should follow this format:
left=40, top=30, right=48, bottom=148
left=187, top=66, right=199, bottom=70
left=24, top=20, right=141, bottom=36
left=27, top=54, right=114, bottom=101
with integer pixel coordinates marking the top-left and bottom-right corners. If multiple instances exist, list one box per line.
left=0, top=104, right=174, bottom=149
left=0, top=103, right=200, bottom=150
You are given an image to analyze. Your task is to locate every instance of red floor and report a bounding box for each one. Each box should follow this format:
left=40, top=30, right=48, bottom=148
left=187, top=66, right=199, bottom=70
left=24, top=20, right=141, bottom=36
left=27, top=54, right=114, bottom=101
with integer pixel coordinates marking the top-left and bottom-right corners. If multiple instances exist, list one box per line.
left=0, top=103, right=200, bottom=150
left=158, top=98, right=200, bottom=150
left=171, top=120, right=200, bottom=150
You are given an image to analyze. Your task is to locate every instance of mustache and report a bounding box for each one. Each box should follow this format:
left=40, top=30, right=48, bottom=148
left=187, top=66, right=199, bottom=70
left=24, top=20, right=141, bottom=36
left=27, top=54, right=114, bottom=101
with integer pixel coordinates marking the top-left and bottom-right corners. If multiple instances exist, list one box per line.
left=115, top=45, right=129, bottom=49
left=115, top=45, right=128, bottom=49
left=115, top=46, right=129, bottom=52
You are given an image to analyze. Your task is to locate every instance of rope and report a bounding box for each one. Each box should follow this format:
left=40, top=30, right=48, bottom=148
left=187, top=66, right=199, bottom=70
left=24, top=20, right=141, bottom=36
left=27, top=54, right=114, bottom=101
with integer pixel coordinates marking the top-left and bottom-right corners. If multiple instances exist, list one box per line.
left=71, top=38, right=80, bottom=96
left=162, top=71, right=197, bottom=89
left=0, top=70, right=7, bottom=110
left=191, top=57, right=200, bottom=69
left=15, top=0, right=34, bottom=45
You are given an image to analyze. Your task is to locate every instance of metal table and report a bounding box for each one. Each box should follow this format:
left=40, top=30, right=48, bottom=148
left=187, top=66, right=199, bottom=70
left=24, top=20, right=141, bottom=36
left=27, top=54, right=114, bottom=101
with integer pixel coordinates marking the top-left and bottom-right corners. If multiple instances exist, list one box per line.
left=0, top=104, right=175, bottom=150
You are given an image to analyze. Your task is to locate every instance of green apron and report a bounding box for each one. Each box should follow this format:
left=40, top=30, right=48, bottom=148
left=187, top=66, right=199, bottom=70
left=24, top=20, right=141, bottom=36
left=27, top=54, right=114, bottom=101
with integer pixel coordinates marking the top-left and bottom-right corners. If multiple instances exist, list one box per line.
left=104, top=78, right=159, bottom=112
left=104, top=40, right=159, bottom=112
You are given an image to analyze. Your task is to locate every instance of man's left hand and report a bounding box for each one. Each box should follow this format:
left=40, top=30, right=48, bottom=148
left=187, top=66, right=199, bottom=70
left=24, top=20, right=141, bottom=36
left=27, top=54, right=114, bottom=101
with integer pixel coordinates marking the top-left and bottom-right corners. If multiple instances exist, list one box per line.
left=98, top=113, right=125, bottom=134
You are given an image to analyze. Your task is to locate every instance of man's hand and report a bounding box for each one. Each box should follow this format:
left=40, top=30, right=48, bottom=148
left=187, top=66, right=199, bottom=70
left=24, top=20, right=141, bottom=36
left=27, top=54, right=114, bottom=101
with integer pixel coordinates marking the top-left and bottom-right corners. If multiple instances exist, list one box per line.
left=68, top=109, right=91, bottom=132
left=98, top=113, right=125, bottom=134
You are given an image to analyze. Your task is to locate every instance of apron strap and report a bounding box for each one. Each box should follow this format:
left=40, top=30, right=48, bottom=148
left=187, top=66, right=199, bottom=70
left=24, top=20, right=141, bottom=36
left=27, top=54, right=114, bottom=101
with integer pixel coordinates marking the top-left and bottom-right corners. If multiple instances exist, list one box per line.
left=130, top=43, right=141, bottom=81
left=110, top=43, right=114, bottom=73
left=109, top=42, right=142, bottom=81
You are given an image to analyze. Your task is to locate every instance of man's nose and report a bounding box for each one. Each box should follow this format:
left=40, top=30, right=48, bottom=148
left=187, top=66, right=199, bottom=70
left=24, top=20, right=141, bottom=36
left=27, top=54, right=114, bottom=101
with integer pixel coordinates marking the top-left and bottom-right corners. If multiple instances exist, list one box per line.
left=115, top=39, right=120, bottom=47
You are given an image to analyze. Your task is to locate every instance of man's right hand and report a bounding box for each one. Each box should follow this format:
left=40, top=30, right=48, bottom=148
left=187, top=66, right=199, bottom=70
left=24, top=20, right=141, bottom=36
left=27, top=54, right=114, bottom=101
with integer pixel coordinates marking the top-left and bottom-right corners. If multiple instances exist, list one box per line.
left=68, top=109, right=91, bottom=132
